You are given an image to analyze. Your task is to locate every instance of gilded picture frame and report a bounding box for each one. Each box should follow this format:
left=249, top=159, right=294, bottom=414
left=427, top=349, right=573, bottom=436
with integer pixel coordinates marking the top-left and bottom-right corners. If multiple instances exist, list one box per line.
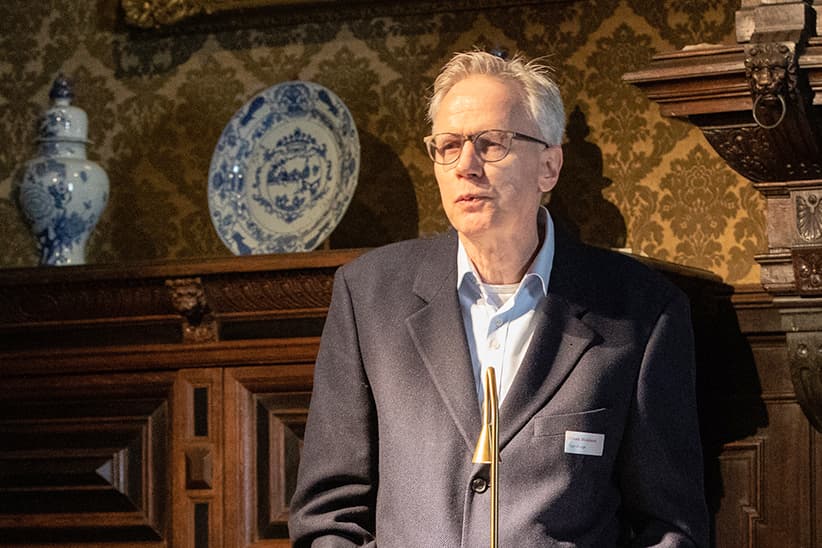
left=120, top=0, right=569, bottom=29
left=121, top=0, right=343, bottom=29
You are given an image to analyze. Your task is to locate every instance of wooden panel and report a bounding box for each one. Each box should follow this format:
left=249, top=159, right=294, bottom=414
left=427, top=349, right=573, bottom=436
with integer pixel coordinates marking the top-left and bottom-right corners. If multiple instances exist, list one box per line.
left=224, top=364, right=315, bottom=547
left=0, top=250, right=357, bottom=353
left=754, top=401, right=813, bottom=547
left=0, top=372, right=174, bottom=545
left=173, top=368, right=224, bottom=548
left=815, top=428, right=822, bottom=548
left=715, top=439, right=763, bottom=548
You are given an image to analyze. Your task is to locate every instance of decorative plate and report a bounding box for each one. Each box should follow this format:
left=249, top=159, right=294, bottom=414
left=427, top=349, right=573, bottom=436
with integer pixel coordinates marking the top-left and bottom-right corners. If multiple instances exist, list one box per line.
left=208, top=81, right=360, bottom=254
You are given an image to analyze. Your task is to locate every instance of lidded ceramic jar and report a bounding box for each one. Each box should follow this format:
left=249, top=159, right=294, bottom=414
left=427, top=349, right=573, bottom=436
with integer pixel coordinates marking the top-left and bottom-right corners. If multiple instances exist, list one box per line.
left=17, top=74, right=109, bottom=265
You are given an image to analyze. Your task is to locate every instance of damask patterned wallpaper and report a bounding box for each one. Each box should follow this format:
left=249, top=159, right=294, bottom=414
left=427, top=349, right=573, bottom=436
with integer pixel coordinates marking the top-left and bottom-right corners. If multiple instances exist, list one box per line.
left=0, top=0, right=764, bottom=283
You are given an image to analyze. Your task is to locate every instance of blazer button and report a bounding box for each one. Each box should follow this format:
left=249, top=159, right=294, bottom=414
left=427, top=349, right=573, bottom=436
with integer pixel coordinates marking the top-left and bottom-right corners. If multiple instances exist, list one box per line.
left=471, top=477, right=488, bottom=493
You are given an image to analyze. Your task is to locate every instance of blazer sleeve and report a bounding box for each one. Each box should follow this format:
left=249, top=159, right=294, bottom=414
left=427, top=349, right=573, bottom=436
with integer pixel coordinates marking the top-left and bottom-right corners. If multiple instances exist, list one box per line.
left=617, top=290, right=710, bottom=547
left=288, top=267, right=378, bottom=547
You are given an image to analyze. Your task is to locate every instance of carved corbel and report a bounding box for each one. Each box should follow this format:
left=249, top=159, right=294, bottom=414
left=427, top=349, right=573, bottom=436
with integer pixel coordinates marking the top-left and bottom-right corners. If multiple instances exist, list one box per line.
left=744, top=42, right=798, bottom=129
left=782, top=313, right=822, bottom=433
left=165, top=277, right=218, bottom=343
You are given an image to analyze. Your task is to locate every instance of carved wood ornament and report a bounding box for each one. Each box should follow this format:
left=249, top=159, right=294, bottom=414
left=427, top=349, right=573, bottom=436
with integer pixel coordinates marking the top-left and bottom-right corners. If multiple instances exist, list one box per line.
left=624, top=0, right=822, bottom=432
left=166, top=277, right=218, bottom=343
left=744, top=42, right=797, bottom=129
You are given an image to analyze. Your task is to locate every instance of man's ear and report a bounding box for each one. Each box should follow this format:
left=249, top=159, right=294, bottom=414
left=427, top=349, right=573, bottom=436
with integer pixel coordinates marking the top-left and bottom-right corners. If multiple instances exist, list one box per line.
left=538, top=145, right=563, bottom=193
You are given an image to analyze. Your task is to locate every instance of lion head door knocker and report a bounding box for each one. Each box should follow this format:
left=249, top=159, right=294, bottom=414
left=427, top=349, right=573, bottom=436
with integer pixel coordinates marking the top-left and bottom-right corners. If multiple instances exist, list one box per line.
left=744, top=42, right=798, bottom=129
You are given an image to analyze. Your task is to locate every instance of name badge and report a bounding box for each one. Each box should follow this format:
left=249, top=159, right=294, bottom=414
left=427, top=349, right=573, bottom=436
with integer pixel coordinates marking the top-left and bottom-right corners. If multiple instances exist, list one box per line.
left=564, top=430, right=605, bottom=456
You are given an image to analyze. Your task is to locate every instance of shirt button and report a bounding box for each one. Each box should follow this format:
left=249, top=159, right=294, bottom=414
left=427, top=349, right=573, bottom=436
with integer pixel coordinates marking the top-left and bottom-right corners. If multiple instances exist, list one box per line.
left=489, top=340, right=499, bottom=350
left=494, top=319, right=503, bottom=327
left=471, top=477, right=489, bottom=493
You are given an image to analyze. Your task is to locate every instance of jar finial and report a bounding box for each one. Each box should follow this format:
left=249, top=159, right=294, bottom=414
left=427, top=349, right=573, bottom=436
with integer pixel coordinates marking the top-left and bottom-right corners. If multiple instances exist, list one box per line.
left=49, top=73, right=74, bottom=102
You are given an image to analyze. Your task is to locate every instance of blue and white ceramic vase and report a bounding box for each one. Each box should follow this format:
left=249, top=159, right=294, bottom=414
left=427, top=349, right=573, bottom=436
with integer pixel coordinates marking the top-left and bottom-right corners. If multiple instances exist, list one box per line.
left=17, top=75, right=109, bottom=266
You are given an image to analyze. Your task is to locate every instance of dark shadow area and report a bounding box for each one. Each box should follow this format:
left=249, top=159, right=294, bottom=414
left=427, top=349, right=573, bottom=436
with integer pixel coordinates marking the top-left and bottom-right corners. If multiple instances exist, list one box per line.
left=329, top=129, right=419, bottom=249
left=548, top=106, right=627, bottom=249
left=665, top=271, right=769, bottom=547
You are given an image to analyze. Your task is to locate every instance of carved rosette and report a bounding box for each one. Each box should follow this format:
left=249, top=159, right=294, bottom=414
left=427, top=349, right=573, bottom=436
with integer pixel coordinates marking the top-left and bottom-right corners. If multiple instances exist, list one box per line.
left=165, top=277, right=218, bottom=343
left=791, top=249, right=822, bottom=295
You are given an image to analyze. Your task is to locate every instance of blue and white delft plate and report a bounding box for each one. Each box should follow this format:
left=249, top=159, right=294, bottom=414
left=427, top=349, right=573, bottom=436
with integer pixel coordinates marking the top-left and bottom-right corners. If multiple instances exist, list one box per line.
left=208, top=81, right=360, bottom=254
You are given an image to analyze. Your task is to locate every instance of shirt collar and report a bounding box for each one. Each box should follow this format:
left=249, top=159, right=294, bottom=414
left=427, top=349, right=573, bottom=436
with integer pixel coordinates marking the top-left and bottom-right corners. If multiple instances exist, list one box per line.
left=457, top=206, right=555, bottom=296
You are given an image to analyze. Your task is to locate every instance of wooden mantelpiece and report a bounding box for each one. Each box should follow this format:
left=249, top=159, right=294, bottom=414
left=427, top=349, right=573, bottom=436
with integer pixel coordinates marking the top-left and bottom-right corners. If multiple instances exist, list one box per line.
left=0, top=250, right=363, bottom=374
left=0, top=250, right=362, bottom=548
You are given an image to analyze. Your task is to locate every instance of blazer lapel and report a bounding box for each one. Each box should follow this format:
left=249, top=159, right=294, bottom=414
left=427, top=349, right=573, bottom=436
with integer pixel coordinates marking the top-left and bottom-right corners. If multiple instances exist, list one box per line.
left=499, top=293, right=597, bottom=448
left=406, top=232, right=482, bottom=452
left=499, top=232, right=600, bottom=449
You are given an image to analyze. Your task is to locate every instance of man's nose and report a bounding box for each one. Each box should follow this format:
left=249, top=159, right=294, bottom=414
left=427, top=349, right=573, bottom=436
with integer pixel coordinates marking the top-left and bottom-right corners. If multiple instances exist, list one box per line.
left=455, top=140, right=483, bottom=176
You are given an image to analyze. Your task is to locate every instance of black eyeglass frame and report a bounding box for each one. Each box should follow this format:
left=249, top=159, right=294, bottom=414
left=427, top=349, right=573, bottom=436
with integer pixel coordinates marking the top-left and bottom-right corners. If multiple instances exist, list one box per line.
left=423, top=129, right=552, bottom=165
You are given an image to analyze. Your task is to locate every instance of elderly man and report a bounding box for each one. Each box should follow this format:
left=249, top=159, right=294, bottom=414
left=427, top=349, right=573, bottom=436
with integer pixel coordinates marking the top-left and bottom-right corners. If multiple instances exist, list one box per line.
left=288, top=50, right=709, bottom=547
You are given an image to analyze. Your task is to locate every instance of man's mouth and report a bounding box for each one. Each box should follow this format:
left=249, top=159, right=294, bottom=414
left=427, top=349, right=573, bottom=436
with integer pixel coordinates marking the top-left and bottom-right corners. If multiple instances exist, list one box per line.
left=456, top=194, right=488, bottom=203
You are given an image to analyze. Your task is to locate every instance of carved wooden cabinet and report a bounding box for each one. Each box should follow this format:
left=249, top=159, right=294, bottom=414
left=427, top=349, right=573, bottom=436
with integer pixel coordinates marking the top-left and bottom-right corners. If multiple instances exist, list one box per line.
left=0, top=251, right=360, bottom=547
left=1, top=252, right=820, bottom=547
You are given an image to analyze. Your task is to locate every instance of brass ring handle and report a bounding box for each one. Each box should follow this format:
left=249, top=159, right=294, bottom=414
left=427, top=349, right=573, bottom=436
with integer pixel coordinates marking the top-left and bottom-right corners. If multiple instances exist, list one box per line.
left=752, top=93, right=787, bottom=129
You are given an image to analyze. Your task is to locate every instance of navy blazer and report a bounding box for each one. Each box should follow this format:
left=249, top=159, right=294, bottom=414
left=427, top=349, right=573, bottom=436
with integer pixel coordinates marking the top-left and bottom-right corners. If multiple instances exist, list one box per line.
left=289, top=230, right=709, bottom=547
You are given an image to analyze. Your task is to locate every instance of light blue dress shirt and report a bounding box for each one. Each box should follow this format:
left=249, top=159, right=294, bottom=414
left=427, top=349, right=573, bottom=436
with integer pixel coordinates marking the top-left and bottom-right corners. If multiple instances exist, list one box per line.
left=457, top=207, right=555, bottom=406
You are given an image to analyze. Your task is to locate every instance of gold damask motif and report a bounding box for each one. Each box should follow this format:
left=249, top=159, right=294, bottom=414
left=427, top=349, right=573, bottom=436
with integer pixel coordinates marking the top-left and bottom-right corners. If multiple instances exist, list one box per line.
left=660, top=146, right=741, bottom=270
left=0, top=199, right=38, bottom=268
left=625, top=0, right=736, bottom=48
left=584, top=23, right=685, bottom=260
left=726, top=183, right=765, bottom=283
left=0, top=0, right=762, bottom=284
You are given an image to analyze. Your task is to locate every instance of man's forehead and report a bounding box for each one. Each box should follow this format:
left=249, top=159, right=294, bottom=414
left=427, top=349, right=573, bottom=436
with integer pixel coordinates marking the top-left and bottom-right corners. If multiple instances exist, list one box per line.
left=434, top=77, right=531, bottom=131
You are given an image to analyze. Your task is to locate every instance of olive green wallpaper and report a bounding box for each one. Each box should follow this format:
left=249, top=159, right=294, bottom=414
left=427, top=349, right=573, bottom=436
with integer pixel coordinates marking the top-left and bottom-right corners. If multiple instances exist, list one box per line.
left=0, top=0, right=764, bottom=284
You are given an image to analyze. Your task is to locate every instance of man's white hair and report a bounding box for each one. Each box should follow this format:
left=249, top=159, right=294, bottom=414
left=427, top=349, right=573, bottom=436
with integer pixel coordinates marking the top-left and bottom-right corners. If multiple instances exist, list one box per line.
left=427, top=50, right=566, bottom=145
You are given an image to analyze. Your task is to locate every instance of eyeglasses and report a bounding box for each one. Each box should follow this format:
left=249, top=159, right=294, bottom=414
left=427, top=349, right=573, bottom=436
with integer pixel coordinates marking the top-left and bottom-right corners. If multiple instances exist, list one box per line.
left=423, top=129, right=551, bottom=165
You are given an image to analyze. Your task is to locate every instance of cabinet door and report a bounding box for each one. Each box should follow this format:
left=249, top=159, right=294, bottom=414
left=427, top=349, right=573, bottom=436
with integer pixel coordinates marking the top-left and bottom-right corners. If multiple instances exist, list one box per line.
left=224, top=365, right=313, bottom=548
left=0, top=371, right=176, bottom=547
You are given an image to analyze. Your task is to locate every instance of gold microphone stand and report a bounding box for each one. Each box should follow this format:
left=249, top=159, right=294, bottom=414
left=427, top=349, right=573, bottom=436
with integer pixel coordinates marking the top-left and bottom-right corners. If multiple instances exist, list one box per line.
left=472, top=366, right=499, bottom=548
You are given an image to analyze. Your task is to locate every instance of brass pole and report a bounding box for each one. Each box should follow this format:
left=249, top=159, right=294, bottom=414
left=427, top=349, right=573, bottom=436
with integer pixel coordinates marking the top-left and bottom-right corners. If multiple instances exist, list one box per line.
left=472, top=367, right=499, bottom=548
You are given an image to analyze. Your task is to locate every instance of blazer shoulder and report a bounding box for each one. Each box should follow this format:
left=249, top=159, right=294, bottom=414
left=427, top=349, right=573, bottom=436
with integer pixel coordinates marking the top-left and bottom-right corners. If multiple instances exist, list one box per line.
left=554, top=237, right=686, bottom=316
left=338, top=232, right=455, bottom=289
